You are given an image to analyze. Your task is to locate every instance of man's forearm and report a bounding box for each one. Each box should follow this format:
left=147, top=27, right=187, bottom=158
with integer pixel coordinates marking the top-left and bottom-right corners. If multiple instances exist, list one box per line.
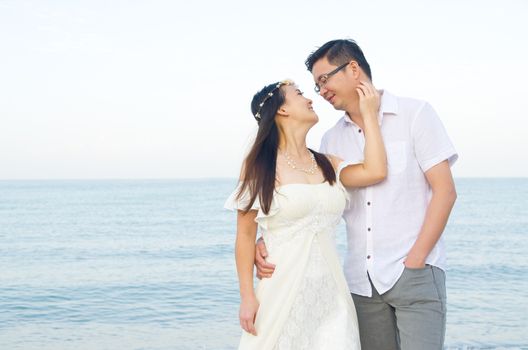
left=406, top=187, right=457, bottom=266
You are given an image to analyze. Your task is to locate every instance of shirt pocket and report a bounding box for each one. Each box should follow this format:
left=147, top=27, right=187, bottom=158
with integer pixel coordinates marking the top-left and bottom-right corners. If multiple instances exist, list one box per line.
left=386, top=141, right=407, bottom=175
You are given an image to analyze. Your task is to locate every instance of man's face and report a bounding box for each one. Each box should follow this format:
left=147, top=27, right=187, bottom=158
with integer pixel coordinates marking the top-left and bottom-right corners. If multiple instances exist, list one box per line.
left=311, top=57, right=359, bottom=111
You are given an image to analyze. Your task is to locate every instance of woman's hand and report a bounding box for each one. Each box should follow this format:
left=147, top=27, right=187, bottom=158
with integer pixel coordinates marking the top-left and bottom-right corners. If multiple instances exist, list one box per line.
left=239, top=295, right=259, bottom=336
left=356, top=80, right=380, bottom=121
left=339, top=80, right=386, bottom=188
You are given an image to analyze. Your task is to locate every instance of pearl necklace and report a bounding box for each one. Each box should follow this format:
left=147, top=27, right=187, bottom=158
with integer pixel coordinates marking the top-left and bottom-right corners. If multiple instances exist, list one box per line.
left=282, top=150, right=318, bottom=175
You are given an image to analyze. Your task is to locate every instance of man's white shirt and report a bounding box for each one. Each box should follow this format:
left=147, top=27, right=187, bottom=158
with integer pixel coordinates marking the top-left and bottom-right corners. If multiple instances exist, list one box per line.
left=320, top=90, right=458, bottom=297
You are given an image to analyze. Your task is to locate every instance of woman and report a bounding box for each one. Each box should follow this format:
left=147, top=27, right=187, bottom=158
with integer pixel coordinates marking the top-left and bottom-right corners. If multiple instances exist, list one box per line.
left=225, top=79, right=386, bottom=349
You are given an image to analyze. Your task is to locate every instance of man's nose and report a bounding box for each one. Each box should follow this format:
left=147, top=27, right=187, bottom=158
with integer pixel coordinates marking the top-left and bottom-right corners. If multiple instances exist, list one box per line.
left=320, top=86, right=329, bottom=98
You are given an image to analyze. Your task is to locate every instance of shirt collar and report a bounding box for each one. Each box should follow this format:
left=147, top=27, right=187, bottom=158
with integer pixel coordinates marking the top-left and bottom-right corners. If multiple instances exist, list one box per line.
left=343, top=89, right=398, bottom=126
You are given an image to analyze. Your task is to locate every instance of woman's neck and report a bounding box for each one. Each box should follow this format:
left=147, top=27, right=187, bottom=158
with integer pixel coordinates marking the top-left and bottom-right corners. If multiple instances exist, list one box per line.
left=278, top=128, right=310, bottom=158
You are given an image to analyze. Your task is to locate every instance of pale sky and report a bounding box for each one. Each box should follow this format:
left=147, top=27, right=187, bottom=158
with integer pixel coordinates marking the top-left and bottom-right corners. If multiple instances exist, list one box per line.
left=1, top=0, right=527, bottom=179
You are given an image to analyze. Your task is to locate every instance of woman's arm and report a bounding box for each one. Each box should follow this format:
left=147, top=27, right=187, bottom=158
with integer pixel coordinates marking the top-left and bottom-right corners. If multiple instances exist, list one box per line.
left=339, top=81, right=387, bottom=187
left=235, top=209, right=259, bottom=336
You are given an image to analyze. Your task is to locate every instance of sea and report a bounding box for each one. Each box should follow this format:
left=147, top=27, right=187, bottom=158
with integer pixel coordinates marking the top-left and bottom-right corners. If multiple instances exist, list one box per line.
left=0, top=178, right=527, bottom=350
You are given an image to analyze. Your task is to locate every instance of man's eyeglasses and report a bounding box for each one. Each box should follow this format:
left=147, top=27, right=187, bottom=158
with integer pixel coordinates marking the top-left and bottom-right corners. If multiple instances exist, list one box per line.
left=314, top=61, right=351, bottom=93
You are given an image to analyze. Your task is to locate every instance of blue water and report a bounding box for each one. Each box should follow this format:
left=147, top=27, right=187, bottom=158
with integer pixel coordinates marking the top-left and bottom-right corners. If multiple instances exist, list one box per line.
left=0, top=178, right=527, bottom=349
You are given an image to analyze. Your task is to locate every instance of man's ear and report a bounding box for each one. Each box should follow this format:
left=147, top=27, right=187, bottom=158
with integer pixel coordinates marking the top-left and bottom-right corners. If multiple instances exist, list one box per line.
left=348, top=61, right=361, bottom=79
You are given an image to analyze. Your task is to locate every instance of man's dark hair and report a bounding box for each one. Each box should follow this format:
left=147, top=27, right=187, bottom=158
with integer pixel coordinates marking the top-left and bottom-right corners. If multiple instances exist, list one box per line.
left=305, top=39, right=372, bottom=80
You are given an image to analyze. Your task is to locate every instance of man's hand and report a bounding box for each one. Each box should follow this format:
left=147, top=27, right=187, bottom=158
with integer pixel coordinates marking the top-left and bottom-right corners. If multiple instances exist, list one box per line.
left=403, top=254, right=426, bottom=269
left=255, top=237, right=275, bottom=279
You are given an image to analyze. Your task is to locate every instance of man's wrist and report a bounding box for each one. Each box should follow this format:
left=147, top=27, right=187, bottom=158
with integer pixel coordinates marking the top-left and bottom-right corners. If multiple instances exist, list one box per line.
left=405, top=253, right=426, bottom=266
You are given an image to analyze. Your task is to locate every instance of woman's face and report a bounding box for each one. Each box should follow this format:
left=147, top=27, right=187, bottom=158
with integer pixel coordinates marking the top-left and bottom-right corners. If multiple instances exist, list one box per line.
left=280, top=84, right=318, bottom=124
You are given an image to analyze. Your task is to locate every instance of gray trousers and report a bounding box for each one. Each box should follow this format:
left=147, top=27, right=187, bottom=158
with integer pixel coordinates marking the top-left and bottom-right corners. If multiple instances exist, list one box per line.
left=351, top=265, right=447, bottom=350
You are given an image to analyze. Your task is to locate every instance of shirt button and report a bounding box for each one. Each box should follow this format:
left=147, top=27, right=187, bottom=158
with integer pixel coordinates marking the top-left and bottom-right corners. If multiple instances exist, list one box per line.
left=367, top=228, right=371, bottom=231
left=367, top=255, right=371, bottom=259
left=367, top=202, right=371, bottom=206
left=358, top=129, right=362, bottom=133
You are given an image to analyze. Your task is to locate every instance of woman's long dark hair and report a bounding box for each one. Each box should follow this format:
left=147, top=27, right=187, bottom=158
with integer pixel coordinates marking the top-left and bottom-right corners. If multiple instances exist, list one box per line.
left=237, top=81, right=336, bottom=214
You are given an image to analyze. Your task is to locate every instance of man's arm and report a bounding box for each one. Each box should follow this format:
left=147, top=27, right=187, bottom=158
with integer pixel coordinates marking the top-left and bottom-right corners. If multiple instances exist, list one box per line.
left=404, top=160, right=457, bottom=268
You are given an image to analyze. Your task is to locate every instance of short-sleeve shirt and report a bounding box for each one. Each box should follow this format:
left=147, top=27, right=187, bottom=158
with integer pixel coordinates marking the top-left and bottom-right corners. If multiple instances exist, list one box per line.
left=320, top=90, right=458, bottom=297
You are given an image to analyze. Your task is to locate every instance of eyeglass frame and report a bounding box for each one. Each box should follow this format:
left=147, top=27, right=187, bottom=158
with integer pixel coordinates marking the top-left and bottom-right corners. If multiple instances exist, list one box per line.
left=314, top=61, right=352, bottom=93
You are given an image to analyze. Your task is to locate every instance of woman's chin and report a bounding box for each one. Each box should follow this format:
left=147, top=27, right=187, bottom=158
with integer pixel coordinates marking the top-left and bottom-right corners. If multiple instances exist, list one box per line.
left=308, top=117, right=319, bottom=128
left=299, top=113, right=318, bottom=128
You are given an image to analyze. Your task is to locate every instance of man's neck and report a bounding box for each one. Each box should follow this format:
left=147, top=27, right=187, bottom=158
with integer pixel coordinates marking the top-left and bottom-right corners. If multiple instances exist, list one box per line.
left=345, top=108, right=364, bottom=130
left=345, top=89, right=383, bottom=130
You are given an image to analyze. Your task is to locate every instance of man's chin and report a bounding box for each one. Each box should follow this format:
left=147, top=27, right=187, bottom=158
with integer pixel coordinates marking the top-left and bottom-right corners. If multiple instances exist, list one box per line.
left=329, top=99, right=344, bottom=111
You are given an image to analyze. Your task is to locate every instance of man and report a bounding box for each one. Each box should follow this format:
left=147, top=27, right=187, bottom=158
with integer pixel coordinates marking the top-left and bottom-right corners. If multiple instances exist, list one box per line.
left=256, top=39, right=457, bottom=350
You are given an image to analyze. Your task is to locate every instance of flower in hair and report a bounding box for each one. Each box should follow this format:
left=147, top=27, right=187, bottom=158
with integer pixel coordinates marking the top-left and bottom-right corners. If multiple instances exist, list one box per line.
left=254, top=79, right=293, bottom=121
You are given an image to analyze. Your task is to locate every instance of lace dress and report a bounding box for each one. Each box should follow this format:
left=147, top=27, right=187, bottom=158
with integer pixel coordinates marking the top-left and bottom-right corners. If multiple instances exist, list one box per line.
left=224, top=163, right=361, bottom=350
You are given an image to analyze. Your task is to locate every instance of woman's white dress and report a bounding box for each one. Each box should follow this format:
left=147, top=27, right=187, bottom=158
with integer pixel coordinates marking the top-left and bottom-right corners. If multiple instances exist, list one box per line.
left=225, top=165, right=361, bottom=349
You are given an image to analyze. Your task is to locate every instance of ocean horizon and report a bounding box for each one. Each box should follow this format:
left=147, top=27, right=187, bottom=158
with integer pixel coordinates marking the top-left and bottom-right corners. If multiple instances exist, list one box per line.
left=1, top=178, right=527, bottom=349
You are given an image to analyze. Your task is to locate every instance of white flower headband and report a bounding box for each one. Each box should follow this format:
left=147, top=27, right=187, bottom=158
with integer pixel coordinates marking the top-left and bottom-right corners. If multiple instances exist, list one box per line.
left=254, top=79, right=294, bottom=121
